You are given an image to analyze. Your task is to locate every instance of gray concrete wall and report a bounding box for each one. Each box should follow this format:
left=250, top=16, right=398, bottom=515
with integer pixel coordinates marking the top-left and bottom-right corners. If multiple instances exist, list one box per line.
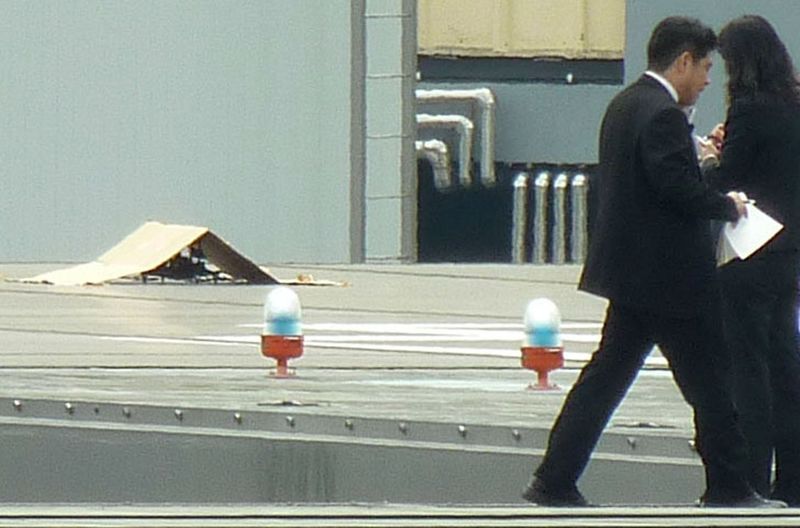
left=417, top=81, right=619, bottom=164
left=364, top=0, right=417, bottom=262
left=626, top=0, right=800, bottom=138
left=8, top=1, right=795, bottom=264
left=1, top=1, right=362, bottom=264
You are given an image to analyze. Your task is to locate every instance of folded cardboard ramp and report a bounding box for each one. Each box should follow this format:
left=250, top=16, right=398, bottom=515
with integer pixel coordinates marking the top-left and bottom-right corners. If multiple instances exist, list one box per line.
left=24, top=221, right=279, bottom=286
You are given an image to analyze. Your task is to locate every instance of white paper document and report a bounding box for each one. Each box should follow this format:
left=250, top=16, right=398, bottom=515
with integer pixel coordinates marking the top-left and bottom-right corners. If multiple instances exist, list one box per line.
left=717, top=203, right=783, bottom=266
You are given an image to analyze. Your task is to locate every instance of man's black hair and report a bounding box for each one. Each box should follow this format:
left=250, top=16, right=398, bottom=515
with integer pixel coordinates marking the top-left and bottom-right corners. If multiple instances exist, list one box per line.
left=647, top=16, right=717, bottom=72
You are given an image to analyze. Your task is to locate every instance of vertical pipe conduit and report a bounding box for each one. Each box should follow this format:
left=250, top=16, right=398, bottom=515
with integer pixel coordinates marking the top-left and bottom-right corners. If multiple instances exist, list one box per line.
left=414, top=89, right=588, bottom=265
left=532, top=171, right=551, bottom=265
left=511, top=173, right=529, bottom=263
left=416, top=114, right=474, bottom=187
left=415, top=140, right=453, bottom=191
left=551, top=172, right=569, bottom=265
left=570, top=173, right=589, bottom=263
left=415, top=88, right=496, bottom=186
left=519, top=171, right=589, bottom=265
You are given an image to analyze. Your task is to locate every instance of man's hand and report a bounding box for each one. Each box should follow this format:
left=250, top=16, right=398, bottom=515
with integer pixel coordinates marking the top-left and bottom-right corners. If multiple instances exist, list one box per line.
left=727, top=191, right=749, bottom=219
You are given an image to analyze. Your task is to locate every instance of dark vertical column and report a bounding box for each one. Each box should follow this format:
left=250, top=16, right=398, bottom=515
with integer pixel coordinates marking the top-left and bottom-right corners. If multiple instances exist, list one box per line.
left=400, top=0, right=418, bottom=262
left=350, top=0, right=367, bottom=263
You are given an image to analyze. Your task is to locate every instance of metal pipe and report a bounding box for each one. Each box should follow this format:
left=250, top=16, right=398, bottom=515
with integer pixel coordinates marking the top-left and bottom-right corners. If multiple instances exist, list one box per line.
left=415, top=140, right=452, bottom=191
left=511, top=173, right=529, bottom=263
left=416, top=113, right=474, bottom=187
left=570, top=173, right=589, bottom=263
left=415, top=88, right=496, bottom=186
left=475, top=89, right=496, bottom=187
left=532, top=171, right=550, bottom=264
left=551, top=173, right=569, bottom=265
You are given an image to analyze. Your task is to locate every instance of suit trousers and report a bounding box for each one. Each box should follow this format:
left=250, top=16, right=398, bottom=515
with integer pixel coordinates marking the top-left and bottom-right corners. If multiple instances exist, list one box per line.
left=719, top=251, right=800, bottom=498
left=534, top=301, right=752, bottom=500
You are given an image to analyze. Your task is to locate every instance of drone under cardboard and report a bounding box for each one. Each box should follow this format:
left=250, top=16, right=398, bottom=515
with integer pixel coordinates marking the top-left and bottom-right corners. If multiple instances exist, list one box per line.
left=21, top=221, right=282, bottom=286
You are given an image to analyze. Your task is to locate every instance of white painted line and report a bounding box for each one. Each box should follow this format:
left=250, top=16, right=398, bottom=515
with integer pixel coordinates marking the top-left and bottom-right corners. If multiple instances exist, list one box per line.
left=238, top=322, right=603, bottom=331
left=98, top=336, right=253, bottom=347
left=197, top=332, right=600, bottom=344
left=95, top=334, right=667, bottom=368
left=306, top=340, right=518, bottom=358
left=344, top=378, right=533, bottom=392
left=302, top=341, right=669, bottom=368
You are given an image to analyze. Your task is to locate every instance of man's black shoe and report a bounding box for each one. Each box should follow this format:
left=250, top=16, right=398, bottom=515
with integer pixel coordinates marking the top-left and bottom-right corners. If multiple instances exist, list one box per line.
left=522, top=477, right=589, bottom=507
left=700, top=491, right=787, bottom=508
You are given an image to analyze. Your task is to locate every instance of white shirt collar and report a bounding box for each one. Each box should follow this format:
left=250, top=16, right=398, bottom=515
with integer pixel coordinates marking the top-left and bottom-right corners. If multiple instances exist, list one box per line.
left=645, top=70, right=679, bottom=103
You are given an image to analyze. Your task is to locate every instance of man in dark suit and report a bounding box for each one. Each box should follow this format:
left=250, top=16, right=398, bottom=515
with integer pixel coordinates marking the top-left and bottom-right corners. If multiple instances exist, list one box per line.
left=521, top=17, right=783, bottom=508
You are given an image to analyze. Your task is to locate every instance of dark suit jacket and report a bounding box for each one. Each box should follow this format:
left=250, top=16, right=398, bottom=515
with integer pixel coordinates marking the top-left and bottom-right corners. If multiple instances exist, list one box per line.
left=579, top=75, right=738, bottom=317
left=705, top=96, right=800, bottom=254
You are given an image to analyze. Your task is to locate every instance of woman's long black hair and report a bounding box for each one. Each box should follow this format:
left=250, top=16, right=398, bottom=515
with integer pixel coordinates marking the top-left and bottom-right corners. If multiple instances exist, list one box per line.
left=718, top=15, right=800, bottom=104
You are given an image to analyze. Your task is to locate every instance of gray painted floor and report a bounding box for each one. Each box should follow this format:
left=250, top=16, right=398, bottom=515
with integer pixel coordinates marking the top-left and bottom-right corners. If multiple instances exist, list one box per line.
left=0, top=263, right=689, bottom=430
left=5, top=263, right=791, bottom=524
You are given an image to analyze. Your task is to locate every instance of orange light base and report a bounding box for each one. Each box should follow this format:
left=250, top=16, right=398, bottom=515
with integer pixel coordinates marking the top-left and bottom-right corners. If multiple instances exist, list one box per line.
left=521, top=346, right=564, bottom=391
left=261, top=334, right=304, bottom=378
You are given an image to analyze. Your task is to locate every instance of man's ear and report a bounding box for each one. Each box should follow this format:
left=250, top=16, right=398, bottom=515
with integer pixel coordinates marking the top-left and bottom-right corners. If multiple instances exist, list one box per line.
left=675, top=50, right=693, bottom=73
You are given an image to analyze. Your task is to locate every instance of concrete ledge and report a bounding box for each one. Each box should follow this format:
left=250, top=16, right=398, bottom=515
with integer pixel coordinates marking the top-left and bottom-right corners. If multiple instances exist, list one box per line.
left=0, top=398, right=701, bottom=505
left=1, top=504, right=800, bottom=527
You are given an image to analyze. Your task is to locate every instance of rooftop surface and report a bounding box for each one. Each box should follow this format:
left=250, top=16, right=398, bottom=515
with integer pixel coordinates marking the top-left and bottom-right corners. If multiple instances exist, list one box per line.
left=6, top=262, right=786, bottom=526
left=0, top=263, right=689, bottom=431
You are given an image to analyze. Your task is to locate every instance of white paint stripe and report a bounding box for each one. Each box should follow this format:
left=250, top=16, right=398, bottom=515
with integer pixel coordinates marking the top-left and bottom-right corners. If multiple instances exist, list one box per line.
left=312, top=334, right=519, bottom=343
left=557, top=323, right=604, bottom=330
left=307, top=341, right=517, bottom=358
left=300, top=341, right=669, bottom=368
left=98, top=336, right=252, bottom=347
left=238, top=322, right=604, bottom=331
left=197, top=332, right=601, bottom=344
left=102, top=333, right=568, bottom=348
left=557, top=333, right=602, bottom=343
left=95, top=335, right=667, bottom=368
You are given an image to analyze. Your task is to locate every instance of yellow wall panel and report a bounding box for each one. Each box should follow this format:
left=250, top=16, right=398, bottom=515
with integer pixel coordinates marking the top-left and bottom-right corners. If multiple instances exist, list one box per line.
left=418, top=0, right=625, bottom=59
left=506, top=0, right=585, bottom=57
left=585, top=0, right=626, bottom=56
left=418, top=0, right=499, bottom=55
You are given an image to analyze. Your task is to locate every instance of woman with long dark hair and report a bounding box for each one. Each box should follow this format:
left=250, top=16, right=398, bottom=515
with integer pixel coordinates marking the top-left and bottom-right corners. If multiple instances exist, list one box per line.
left=705, top=15, right=800, bottom=505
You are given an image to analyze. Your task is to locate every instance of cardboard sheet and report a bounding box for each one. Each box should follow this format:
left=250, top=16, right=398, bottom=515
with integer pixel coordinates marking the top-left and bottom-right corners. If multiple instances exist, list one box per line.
left=22, top=221, right=279, bottom=286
